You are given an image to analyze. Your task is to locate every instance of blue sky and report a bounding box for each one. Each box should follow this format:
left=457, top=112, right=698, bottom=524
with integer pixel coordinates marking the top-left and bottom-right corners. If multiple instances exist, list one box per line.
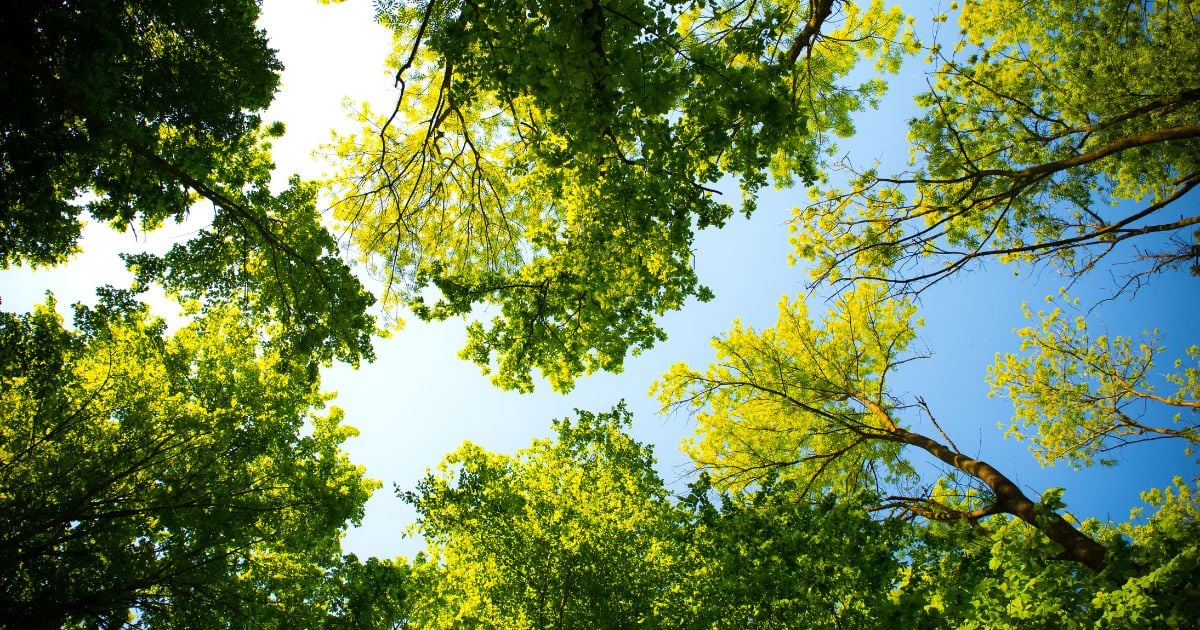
left=1, top=0, right=1195, bottom=563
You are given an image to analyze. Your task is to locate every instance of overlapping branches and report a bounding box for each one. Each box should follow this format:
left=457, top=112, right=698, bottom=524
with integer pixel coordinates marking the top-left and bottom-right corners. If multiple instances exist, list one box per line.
left=330, top=0, right=912, bottom=390
left=793, top=0, right=1200, bottom=295
left=656, top=283, right=1109, bottom=570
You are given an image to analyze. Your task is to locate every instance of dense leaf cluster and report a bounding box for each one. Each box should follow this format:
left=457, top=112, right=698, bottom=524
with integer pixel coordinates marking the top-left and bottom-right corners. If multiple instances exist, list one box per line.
left=0, top=0, right=377, bottom=369
left=0, top=0, right=278, bottom=267
left=391, top=408, right=1200, bottom=628
left=331, top=0, right=913, bottom=390
left=0, top=296, right=378, bottom=626
left=0, top=1, right=384, bottom=625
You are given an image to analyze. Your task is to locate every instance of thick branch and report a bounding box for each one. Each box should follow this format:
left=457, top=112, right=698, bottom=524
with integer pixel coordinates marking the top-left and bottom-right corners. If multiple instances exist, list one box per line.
left=876, top=495, right=1000, bottom=522
left=888, top=425, right=1107, bottom=571
left=783, top=0, right=837, bottom=69
left=880, top=126, right=1200, bottom=187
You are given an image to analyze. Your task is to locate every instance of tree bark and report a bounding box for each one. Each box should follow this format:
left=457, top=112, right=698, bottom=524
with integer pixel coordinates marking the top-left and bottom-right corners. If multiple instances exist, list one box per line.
left=892, top=427, right=1107, bottom=571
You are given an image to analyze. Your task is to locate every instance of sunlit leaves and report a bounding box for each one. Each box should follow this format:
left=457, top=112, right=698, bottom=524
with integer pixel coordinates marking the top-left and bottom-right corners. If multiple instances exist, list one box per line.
left=793, top=0, right=1200, bottom=289
left=400, top=405, right=676, bottom=628
left=988, top=291, right=1200, bottom=468
left=1095, top=477, right=1200, bottom=628
left=1, top=1, right=377, bottom=373
left=330, top=0, right=913, bottom=390
left=654, top=282, right=919, bottom=493
left=0, top=296, right=377, bottom=626
left=125, top=174, right=378, bottom=373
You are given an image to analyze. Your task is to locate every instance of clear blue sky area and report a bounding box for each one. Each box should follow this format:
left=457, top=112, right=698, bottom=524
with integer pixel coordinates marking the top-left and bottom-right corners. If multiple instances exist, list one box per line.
left=0, top=0, right=1195, bottom=562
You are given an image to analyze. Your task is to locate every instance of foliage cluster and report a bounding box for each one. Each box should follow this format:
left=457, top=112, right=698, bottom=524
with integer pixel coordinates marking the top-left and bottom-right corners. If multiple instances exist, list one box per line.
left=0, top=1, right=387, bottom=625
left=330, top=0, right=915, bottom=391
left=0, top=296, right=381, bottom=626
left=385, top=408, right=1200, bottom=628
left=792, top=0, right=1200, bottom=289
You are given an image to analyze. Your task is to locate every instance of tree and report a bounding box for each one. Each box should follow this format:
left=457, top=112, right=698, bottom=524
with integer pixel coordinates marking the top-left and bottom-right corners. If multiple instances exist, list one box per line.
left=645, top=0, right=1200, bottom=618
left=401, top=406, right=918, bottom=628
left=0, top=0, right=377, bottom=369
left=389, top=401, right=1198, bottom=627
left=330, top=0, right=915, bottom=391
left=214, top=552, right=411, bottom=628
left=0, top=0, right=276, bottom=267
left=120, top=131, right=379, bottom=374
left=888, top=477, right=1200, bottom=628
left=791, top=0, right=1200, bottom=292
left=399, top=405, right=679, bottom=628
left=654, top=282, right=1109, bottom=570
left=987, top=291, right=1200, bottom=468
left=664, top=476, right=907, bottom=629
left=0, top=293, right=378, bottom=627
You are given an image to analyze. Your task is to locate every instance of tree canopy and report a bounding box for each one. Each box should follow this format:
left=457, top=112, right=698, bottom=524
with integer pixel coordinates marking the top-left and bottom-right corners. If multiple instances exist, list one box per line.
left=654, top=282, right=1109, bottom=570
left=330, top=0, right=915, bottom=391
left=987, top=291, right=1200, bottom=468
left=0, top=1, right=384, bottom=624
left=0, top=0, right=378, bottom=370
left=398, top=406, right=920, bottom=628
left=3, top=0, right=1198, bottom=626
left=400, top=405, right=678, bottom=627
left=0, top=294, right=377, bottom=626
left=791, top=0, right=1200, bottom=291
left=0, top=0, right=279, bottom=267
left=392, top=406, right=1200, bottom=627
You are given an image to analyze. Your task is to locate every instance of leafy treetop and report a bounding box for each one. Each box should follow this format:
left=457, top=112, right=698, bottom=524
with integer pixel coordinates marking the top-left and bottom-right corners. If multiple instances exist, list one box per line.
left=988, top=290, right=1200, bottom=468
left=0, top=0, right=278, bottom=266
left=400, top=404, right=677, bottom=627
left=655, top=282, right=1109, bottom=570
left=0, top=0, right=378, bottom=370
left=792, top=0, right=1200, bottom=292
left=331, top=0, right=915, bottom=391
left=0, top=293, right=378, bottom=627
